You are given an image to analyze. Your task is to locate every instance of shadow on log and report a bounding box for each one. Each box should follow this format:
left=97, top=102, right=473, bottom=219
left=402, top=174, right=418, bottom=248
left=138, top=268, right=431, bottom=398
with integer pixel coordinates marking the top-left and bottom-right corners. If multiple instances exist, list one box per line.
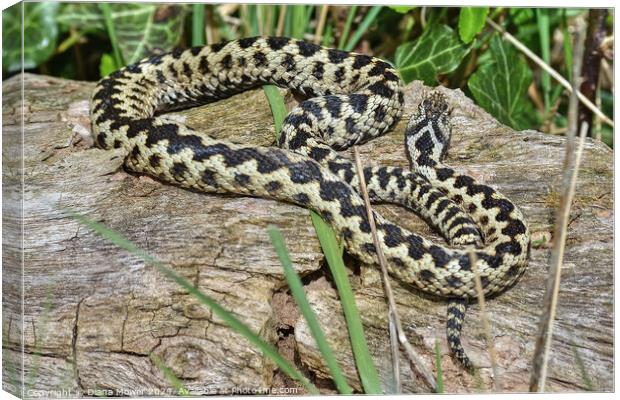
left=2, top=73, right=613, bottom=395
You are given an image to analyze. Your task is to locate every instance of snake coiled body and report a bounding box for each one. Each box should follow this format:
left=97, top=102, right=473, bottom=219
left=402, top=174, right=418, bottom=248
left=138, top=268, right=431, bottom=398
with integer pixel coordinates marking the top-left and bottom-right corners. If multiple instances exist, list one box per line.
left=90, top=37, right=530, bottom=371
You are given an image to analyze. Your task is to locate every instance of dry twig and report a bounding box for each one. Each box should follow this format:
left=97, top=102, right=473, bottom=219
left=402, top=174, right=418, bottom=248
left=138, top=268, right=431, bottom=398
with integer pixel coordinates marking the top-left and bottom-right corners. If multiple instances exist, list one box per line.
left=469, top=252, right=500, bottom=391
left=529, top=19, right=589, bottom=392
left=486, top=18, right=613, bottom=128
left=352, top=146, right=437, bottom=392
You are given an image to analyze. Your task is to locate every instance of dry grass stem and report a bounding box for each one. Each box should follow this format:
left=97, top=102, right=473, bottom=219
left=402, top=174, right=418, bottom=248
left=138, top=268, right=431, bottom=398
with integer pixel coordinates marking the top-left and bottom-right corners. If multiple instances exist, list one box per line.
left=264, top=6, right=273, bottom=36
left=352, top=146, right=437, bottom=392
left=486, top=18, right=613, bottom=128
left=276, top=5, right=287, bottom=37
left=529, top=19, right=588, bottom=392
left=388, top=318, right=401, bottom=392
left=469, top=251, right=501, bottom=391
left=537, top=122, right=589, bottom=392
left=314, top=5, right=329, bottom=44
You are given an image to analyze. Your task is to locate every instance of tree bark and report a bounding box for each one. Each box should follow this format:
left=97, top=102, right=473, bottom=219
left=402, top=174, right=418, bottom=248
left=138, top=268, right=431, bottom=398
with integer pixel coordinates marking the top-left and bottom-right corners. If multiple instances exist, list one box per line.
left=2, top=73, right=613, bottom=396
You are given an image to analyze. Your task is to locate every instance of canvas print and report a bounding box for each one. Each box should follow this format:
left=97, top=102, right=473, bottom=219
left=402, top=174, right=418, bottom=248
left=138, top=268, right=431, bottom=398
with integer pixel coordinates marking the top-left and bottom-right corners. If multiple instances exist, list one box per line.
left=1, top=1, right=614, bottom=396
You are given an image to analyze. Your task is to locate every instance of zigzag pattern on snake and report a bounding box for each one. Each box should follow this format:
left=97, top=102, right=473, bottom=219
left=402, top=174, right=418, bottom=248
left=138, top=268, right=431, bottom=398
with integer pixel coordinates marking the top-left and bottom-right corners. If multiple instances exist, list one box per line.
left=90, top=36, right=531, bottom=371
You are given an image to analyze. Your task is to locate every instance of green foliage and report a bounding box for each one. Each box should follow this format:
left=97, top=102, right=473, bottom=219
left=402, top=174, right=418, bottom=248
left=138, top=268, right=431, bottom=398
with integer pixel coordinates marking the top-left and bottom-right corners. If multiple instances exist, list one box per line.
left=3, top=4, right=612, bottom=147
left=288, top=5, right=312, bottom=39
left=98, top=53, right=117, bottom=77
left=434, top=340, right=444, bottom=393
left=344, top=6, right=383, bottom=52
left=509, top=8, right=535, bottom=26
left=268, top=226, right=353, bottom=394
left=66, top=210, right=319, bottom=394
left=98, top=3, right=125, bottom=68
left=263, top=77, right=383, bottom=395
left=599, top=91, right=614, bottom=147
left=389, top=6, right=416, bottom=14
left=192, top=4, right=206, bottom=46
left=468, top=34, right=536, bottom=130
left=57, top=3, right=187, bottom=64
left=395, top=24, right=470, bottom=85
left=2, top=2, right=60, bottom=73
left=149, top=354, right=190, bottom=395
left=338, top=6, right=358, bottom=49
left=536, top=9, right=552, bottom=110
left=262, top=86, right=288, bottom=134
left=570, top=341, right=594, bottom=390
left=458, top=7, right=489, bottom=43
left=309, top=213, right=383, bottom=394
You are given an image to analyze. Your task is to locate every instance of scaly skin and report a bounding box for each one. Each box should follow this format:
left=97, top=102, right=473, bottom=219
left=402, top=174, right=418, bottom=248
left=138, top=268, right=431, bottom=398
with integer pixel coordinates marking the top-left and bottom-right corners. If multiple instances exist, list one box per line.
left=90, top=37, right=530, bottom=371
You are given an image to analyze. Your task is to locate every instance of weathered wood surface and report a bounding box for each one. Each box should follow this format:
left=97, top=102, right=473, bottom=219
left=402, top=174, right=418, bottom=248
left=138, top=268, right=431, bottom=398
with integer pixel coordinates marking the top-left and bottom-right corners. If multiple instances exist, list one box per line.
left=2, top=73, right=613, bottom=396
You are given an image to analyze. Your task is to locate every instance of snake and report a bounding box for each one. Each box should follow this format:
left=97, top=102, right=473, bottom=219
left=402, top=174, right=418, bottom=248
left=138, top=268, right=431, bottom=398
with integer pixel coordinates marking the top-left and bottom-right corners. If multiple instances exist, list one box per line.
left=90, top=36, right=530, bottom=372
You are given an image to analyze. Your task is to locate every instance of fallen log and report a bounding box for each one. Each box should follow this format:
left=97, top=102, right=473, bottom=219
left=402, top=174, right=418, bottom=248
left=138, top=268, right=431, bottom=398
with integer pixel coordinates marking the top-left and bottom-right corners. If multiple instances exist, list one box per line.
left=2, top=73, right=613, bottom=395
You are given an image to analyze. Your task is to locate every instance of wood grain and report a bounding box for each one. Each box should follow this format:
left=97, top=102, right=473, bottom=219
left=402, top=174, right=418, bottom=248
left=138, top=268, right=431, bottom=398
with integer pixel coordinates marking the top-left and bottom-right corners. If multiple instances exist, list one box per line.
left=2, top=74, right=612, bottom=395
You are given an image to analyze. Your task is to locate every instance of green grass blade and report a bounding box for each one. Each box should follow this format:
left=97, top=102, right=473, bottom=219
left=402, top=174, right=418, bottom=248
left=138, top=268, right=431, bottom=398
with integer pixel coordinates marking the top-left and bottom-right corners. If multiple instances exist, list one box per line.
left=218, top=17, right=237, bottom=41
left=474, top=368, right=484, bottom=392
left=338, top=6, right=358, bottom=50
left=344, top=6, right=382, bottom=52
left=322, top=23, right=333, bottom=47
left=434, top=340, right=444, bottom=393
left=535, top=8, right=551, bottom=111
left=149, top=353, right=190, bottom=395
left=98, top=3, right=125, bottom=67
left=248, top=5, right=259, bottom=37
left=561, top=10, right=573, bottom=82
left=289, top=5, right=309, bottom=39
left=283, top=6, right=292, bottom=37
left=65, top=210, right=319, bottom=394
left=310, top=213, right=382, bottom=393
left=302, top=6, right=314, bottom=37
left=570, top=341, right=594, bottom=390
left=264, top=5, right=276, bottom=36
left=268, top=226, right=353, bottom=394
left=192, top=4, right=205, bottom=46
left=262, top=85, right=287, bottom=134
left=263, top=83, right=383, bottom=394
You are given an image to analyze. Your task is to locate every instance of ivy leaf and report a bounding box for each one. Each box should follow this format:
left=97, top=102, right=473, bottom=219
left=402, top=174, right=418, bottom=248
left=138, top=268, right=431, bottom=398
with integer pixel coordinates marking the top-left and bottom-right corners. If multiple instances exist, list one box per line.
left=458, top=7, right=489, bottom=43
left=468, top=34, right=535, bottom=130
left=2, top=2, right=60, bottom=73
left=57, top=3, right=187, bottom=64
left=394, top=24, right=470, bottom=85
left=389, top=6, right=416, bottom=14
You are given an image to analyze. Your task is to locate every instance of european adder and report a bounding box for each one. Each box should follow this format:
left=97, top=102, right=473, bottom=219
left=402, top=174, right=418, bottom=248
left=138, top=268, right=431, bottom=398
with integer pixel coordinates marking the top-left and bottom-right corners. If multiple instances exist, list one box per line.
left=90, top=36, right=531, bottom=372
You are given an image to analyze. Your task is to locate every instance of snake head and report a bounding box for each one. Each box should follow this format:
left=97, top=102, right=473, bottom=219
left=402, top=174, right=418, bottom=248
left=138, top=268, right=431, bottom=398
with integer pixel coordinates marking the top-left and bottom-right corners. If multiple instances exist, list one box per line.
left=419, top=91, right=451, bottom=124
left=405, top=91, right=453, bottom=166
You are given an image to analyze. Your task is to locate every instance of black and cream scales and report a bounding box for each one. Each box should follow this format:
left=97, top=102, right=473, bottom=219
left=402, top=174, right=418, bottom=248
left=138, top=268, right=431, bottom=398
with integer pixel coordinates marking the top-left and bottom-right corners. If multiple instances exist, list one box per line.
left=90, top=36, right=530, bottom=372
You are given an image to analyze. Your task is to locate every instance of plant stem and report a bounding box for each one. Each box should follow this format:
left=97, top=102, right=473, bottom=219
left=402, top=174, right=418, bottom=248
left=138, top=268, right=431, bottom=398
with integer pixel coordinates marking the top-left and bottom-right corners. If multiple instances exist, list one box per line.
left=353, top=146, right=437, bottom=392
left=529, top=18, right=588, bottom=392
left=268, top=226, right=353, bottom=394
left=98, top=3, right=125, bottom=67
left=338, top=6, right=358, bottom=49
left=192, top=4, right=206, bottom=46
left=345, top=6, right=382, bottom=51
left=486, top=17, right=613, bottom=128
left=314, top=5, right=329, bottom=44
